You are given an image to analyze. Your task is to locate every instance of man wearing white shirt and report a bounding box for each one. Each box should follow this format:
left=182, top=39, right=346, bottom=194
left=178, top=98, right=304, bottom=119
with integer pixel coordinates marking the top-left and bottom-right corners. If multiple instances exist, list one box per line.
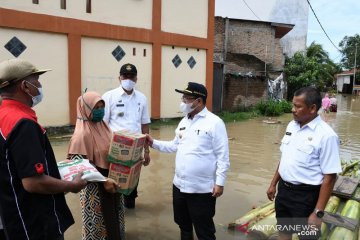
left=102, top=63, right=151, bottom=209
left=267, top=87, right=341, bottom=240
left=146, top=82, right=230, bottom=240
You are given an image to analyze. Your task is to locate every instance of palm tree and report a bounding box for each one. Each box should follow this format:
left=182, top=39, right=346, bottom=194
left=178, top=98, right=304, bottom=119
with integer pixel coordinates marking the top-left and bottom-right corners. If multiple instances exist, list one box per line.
left=306, top=42, right=330, bottom=64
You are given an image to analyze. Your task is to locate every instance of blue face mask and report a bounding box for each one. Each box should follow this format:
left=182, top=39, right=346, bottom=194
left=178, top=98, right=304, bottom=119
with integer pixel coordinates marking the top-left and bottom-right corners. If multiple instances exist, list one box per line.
left=26, top=81, right=43, bottom=107
left=91, top=108, right=105, bottom=122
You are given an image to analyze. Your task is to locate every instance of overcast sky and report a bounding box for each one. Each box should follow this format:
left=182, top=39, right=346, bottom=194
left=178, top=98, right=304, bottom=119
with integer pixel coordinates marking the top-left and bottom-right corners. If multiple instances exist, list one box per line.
left=215, top=0, right=360, bottom=63
left=307, top=0, right=360, bottom=62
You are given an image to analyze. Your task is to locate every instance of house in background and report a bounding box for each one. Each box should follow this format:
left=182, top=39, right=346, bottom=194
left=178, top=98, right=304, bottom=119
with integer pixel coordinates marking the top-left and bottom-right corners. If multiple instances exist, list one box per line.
left=0, top=0, right=215, bottom=126
left=213, top=17, right=293, bottom=111
left=215, top=0, right=309, bottom=58
left=336, top=69, right=360, bottom=94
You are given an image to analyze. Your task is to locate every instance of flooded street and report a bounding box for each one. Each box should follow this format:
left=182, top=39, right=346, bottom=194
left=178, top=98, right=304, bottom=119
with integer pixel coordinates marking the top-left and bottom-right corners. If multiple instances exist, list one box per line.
left=50, top=94, right=360, bottom=240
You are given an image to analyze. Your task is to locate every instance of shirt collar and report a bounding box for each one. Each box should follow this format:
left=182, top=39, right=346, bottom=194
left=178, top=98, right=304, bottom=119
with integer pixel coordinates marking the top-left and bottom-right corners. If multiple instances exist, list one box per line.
left=118, top=86, right=135, bottom=96
left=188, top=107, right=208, bottom=119
left=2, top=99, right=37, bottom=119
left=297, top=115, right=321, bottom=130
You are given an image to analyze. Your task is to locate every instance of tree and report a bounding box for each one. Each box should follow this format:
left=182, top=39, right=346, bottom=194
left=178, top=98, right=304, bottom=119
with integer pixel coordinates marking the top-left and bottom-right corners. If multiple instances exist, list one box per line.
left=306, top=42, right=329, bottom=63
left=339, top=34, right=360, bottom=70
left=284, top=43, right=340, bottom=100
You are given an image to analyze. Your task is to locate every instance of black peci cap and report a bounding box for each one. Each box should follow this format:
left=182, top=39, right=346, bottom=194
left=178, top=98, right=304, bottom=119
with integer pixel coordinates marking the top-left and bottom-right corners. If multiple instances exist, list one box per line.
left=175, top=82, right=207, bottom=99
left=120, top=63, right=137, bottom=75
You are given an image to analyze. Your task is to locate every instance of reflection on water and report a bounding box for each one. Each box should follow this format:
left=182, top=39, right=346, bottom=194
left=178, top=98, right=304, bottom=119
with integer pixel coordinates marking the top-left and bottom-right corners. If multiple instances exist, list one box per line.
left=52, top=94, right=360, bottom=240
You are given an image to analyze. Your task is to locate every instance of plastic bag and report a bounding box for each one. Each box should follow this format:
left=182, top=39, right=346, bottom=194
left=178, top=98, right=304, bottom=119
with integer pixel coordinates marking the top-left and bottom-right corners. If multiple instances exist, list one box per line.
left=58, top=158, right=106, bottom=182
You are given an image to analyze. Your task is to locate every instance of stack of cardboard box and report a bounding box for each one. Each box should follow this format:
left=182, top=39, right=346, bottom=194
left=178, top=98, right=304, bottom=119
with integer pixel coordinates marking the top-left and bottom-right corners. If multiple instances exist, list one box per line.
left=107, top=129, right=146, bottom=195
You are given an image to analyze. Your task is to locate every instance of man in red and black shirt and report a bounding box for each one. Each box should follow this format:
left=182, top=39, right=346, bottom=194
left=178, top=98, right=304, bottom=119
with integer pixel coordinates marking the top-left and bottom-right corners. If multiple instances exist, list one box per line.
left=0, top=59, right=87, bottom=240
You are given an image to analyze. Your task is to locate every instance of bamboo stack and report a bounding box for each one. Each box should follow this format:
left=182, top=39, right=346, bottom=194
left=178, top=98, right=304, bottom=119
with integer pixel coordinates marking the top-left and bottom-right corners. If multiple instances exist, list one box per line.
left=228, top=160, right=360, bottom=240
left=328, top=199, right=360, bottom=240
left=228, top=201, right=275, bottom=230
left=319, top=196, right=341, bottom=240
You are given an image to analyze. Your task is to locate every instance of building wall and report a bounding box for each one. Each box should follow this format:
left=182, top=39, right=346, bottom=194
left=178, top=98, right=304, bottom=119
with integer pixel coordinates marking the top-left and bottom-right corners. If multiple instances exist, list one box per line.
left=214, top=17, right=225, bottom=63
left=213, top=17, right=286, bottom=111
left=269, top=0, right=309, bottom=57
left=81, top=38, right=152, bottom=117
left=161, top=46, right=206, bottom=118
left=162, top=0, right=208, bottom=38
left=0, top=28, right=69, bottom=126
left=227, top=21, right=283, bottom=71
left=215, top=0, right=309, bottom=57
left=273, top=39, right=284, bottom=70
left=0, top=0, right=215, bottom=126
left=222, top=75, right=266, bottom=110
left=214, top=18, right=286, bottom=73
left=0, top=0, right=153, bottom=29
left=225, top=53, right=265, bottom=74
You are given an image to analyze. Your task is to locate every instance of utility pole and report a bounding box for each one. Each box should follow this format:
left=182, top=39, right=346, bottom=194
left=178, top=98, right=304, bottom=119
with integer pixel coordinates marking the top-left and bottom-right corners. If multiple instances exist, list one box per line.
left=353, top=43, right=358, bottom=94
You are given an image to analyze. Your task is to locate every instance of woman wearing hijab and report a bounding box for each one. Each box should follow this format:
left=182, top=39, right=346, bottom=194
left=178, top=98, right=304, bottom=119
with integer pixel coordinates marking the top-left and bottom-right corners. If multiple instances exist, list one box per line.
left=68, top=91, right=125, bottom=240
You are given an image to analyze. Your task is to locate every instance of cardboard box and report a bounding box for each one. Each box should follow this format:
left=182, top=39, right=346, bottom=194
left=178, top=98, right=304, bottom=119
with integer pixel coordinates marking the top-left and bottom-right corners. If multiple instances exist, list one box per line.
left=108, top=161, right=142, bottom=195
left=107, top=129, right=146, bottom=166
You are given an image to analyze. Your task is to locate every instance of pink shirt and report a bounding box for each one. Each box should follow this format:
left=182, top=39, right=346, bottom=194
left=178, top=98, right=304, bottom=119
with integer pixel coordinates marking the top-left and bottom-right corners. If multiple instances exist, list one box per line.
left=322, top=97, right=331, bottom=109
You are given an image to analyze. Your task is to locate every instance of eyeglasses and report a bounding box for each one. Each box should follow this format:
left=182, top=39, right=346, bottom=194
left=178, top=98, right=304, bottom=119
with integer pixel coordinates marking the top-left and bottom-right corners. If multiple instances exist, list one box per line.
left=181, top=96, right=196, bottom=101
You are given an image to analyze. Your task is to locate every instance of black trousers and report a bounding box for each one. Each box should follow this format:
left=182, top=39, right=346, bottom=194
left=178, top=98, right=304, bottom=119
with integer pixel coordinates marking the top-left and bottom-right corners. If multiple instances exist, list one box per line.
left=96, top=167, right=123, bottom=240
left=0, top=230, right=5, bottom=240
left=172, top=185, right=216, bottom=240
left=124, top=183, right=138, bottom=200
left=275, top=179, right=321, bottom=240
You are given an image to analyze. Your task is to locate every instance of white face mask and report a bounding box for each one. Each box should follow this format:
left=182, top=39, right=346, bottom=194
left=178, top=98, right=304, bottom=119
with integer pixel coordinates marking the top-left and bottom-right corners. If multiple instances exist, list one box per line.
left=179, top=100, right=199, bottom=114
left=121, top=79, right=136, bottom=91
left=26, top=81, right=44, bottom=107
left=179, top=102, right=192, bottom=114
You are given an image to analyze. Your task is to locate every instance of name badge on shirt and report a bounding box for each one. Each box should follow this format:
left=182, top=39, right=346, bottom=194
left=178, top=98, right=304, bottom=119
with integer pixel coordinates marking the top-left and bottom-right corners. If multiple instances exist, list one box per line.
left=179, top=127, right=186, bottom=139
left=116, top=104, right=124, bottom=107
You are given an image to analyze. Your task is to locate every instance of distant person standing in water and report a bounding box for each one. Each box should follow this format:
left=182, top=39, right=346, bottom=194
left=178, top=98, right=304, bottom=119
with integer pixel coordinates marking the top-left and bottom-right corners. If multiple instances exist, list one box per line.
left=321, top=93, right=331, bottom=113
left=330, top=94, right=337, bottom=112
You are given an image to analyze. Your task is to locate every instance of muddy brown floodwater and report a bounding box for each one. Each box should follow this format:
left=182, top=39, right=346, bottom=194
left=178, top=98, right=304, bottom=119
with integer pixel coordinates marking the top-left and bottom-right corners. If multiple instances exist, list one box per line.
left=49, top=94, right=360, bottom=240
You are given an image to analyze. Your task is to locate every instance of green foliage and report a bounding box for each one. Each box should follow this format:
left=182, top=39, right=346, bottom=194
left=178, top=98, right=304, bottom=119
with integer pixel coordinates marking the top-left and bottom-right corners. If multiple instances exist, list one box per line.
left=284, top=42, right=341, bottom=100
left=255, top=100, right=292, bottom=116
left=277, top=100, right=292, bottom=113
left=339, top=34, right=360, bottom=70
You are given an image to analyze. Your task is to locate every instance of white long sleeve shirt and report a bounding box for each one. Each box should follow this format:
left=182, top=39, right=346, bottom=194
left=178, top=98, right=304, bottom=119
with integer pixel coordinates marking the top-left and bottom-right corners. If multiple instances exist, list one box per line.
left=152, top=107, right=230, bottom=193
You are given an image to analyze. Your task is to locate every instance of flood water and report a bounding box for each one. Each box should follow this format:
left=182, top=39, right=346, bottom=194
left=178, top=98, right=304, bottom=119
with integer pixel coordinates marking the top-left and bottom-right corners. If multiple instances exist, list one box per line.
left=49, top=94, right=360, bottom=240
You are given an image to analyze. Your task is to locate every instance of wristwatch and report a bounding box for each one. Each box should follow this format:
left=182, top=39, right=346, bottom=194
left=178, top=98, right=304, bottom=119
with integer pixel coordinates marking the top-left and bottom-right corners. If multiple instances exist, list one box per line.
left=314, top=208, right=324, bottom=218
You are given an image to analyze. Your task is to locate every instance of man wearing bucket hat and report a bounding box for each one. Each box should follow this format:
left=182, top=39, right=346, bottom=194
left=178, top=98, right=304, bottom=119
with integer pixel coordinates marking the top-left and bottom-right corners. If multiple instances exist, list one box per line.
left=0, top=59, right=87, bottom=240
left=102, top=63, right=151, bottom=209
left=146, top=82, right=230, bottom=240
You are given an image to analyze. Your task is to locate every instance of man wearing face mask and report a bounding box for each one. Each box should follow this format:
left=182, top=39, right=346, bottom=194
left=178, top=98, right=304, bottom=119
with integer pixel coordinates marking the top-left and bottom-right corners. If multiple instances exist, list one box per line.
left=0, top=59, right=87, bottom=240
left=145, top=82, right=230, bottom=240
left=102, top=63, right=151, bottom=209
